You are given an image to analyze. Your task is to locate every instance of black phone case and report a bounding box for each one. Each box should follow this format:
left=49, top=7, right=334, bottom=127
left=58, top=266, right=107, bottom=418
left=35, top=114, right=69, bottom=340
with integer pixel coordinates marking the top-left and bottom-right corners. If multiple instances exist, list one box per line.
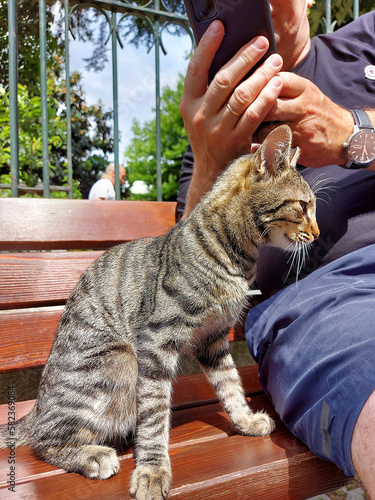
left=184, top=0, right=276, bottom=82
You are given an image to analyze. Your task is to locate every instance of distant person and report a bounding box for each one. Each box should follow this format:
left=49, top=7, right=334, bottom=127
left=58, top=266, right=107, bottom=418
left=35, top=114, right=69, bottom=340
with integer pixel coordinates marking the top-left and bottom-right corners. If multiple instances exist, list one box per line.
left=88, top=163, right=126, bottom=200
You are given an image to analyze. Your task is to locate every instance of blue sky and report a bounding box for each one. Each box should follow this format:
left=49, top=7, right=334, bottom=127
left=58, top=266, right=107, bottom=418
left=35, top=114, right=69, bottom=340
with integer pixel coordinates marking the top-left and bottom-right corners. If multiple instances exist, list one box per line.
left=68, top=21, right=193, bottom=162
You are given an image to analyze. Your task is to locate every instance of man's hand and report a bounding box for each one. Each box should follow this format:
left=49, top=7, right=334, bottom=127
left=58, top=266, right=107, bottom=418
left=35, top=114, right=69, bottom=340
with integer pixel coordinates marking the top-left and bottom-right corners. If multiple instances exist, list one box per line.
left=258, top=72, right=354, bottom=167
left=180, top=20, right=283, bottom=216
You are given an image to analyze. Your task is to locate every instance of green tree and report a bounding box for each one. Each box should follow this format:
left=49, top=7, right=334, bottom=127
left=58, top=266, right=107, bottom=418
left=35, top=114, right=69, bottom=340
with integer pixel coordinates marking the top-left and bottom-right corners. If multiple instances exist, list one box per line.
left=0, top=0, right=64, bottom=91
left=0, top=70, right=113, bottom=198
left=0, top=0, right=115, bottom=198
left=125, top=74, right=187, bottom=201
left=0, top=81, right=65, bottom=193
left=309, top=0, right=374, bottom=35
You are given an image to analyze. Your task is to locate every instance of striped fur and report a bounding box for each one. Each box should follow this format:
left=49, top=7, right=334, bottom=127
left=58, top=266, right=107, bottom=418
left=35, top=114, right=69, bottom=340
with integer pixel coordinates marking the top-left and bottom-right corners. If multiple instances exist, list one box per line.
left=0, top=126, right=319, bottom=499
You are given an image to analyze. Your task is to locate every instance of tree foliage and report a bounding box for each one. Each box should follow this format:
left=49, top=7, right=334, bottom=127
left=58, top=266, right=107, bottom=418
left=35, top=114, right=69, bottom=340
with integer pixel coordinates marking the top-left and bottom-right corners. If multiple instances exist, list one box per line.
left=0, top=81, right=64, bottom=192
left=55, top=0, right=189, bottom=73
left=0, top=0, right=114, bottom=198
left=0, top=70, right=113, bottom=198
left=309, top=0, right=374, bottom=35
left=125, top=74, right=187, bottom=201
left=0, top=0, right=64, bottom=91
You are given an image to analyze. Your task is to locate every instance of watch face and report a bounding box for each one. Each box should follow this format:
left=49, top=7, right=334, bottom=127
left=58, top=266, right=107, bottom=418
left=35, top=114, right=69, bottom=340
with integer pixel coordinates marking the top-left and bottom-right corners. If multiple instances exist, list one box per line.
left=349, top=130, right=375, bottom=164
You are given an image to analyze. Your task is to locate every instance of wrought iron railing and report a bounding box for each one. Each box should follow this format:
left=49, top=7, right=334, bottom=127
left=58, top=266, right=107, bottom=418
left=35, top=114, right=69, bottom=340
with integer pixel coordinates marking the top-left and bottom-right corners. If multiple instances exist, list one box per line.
left=3, top=1, right=361, bottom=199
left=5, top=0, right=193, bottom=199
left=323, top=0, right=359, bottom=32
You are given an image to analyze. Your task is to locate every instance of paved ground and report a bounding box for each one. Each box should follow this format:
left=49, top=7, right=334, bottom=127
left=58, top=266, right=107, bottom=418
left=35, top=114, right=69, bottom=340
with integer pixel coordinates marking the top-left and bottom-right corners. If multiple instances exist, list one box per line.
left=308, top=485, right=365, bottom=500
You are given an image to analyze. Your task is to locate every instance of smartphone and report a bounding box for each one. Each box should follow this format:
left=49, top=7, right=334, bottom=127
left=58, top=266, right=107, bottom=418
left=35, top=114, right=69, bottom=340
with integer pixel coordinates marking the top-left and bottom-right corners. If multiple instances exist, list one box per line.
left=183, top=0, right=276, bottom=82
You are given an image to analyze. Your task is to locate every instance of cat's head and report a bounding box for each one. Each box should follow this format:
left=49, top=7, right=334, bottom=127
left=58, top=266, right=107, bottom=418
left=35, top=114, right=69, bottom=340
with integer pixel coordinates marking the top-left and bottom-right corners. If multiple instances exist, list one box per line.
left=205, top=125, right=319, bottom=252
left=248, top=125, right=319, bottom=250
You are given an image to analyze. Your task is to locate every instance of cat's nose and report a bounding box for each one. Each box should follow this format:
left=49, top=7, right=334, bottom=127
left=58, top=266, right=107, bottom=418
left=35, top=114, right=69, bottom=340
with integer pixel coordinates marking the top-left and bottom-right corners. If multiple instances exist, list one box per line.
left=311, top=222, right=320, bottom=241
left=310, top=224, right=320, bottom=241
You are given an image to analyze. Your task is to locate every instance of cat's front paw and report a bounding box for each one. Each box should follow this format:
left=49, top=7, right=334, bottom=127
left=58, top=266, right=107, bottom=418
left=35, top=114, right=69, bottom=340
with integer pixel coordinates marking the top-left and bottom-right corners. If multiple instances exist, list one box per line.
left=75, top=445, right=120, bottom=479
left=234, top=411, right=275, bottom=437
left=130, top=464, right=172, bottom=500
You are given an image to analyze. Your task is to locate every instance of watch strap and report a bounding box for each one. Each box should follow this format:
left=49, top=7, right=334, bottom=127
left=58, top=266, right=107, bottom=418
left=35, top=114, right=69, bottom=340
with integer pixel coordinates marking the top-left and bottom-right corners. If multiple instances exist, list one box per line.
left=350, top=109, right=374, bottom=130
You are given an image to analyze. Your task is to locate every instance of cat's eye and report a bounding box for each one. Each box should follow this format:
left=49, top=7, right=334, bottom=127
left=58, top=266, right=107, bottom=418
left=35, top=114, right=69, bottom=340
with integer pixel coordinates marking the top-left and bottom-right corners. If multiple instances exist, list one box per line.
left=299, top=201, right=308, bottom=214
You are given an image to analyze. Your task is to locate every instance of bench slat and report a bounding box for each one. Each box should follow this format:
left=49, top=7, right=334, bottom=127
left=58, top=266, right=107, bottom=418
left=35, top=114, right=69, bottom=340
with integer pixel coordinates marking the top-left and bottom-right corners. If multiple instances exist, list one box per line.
left=0, top=308, right=247, bottom=374
left=0, top=199, right=177, bottom=251
left=0, top=307, right=60, bottom=372
left=0, top=391, right=347, bottom=499
left=169, top=436, right=348, bottom=500
left=0, top=252, right=102, bottom=310
left=172, top=365, right=261, bottom=410
left=0, top=417, right=347, bottom=500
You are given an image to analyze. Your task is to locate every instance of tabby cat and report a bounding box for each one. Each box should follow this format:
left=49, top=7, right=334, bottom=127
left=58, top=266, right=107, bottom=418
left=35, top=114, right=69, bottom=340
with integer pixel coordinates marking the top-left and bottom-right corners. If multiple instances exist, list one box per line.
left=0, top=125, right=319, bottom=499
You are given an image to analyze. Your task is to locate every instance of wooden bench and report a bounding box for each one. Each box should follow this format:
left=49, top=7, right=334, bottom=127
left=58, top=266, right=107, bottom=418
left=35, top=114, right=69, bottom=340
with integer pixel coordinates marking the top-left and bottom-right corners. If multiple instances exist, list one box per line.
left=0, top=198, right=349, bottom=499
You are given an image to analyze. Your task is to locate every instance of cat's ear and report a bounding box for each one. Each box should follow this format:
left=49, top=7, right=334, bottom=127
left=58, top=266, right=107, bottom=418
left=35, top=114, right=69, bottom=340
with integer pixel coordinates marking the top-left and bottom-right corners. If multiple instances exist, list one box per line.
left=256, top=125, right=300, bottom=178
left=289, top=146, right=300, bottom=167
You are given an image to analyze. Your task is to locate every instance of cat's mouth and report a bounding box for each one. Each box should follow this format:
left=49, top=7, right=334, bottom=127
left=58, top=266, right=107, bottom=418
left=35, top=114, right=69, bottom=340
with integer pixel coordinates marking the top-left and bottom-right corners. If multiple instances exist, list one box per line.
left=287, top=233, right=316, bottom=245
left=266, top=228, right=317, bottom=252
left=266, top=231, right=294, bottom=251
left=297, top=234, right=316, bottom=244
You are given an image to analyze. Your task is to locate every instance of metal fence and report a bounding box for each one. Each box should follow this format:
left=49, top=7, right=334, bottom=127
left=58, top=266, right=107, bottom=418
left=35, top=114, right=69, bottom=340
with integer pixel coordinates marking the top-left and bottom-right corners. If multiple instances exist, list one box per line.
left=5, top=0, right=192, bottom=200
left=323, top=0, right=359, bottom=32
left=3, top=0, right=360, bottom=200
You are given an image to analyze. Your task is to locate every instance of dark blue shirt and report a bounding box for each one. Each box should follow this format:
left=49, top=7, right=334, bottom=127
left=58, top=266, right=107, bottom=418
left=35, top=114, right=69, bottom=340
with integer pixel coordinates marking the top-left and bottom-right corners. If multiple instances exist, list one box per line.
left=177, top=12, right=375, bottom=297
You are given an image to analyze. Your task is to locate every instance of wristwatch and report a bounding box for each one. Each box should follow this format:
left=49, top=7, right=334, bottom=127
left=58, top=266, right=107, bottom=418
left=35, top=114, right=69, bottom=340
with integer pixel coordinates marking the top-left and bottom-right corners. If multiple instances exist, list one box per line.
left=342, top=109, right=375, bottom=169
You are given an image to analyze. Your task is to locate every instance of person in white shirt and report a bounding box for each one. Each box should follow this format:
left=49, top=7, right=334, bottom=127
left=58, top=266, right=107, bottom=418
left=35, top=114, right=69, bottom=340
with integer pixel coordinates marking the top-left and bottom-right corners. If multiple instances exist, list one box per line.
left=88, top=163, right=126, bottom=200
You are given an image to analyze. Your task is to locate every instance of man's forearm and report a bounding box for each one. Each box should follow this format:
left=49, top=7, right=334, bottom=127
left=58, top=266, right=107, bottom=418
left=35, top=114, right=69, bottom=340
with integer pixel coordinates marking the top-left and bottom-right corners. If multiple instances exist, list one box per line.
left=182, top=162, right=219, bottom=219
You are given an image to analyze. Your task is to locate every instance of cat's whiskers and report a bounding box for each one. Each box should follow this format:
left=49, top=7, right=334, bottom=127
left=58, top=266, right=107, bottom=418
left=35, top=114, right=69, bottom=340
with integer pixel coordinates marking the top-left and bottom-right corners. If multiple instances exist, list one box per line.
left=310, top=175, right=336, bottom=210
left=284, top=239, right=310, bottom=285
left=297, top=241, right=308, bottom=279
left=309, top=173, right=331, bottom=192
left=315, top=186, right=335, bottom=209
left=285, top=241, right=299, bottom=270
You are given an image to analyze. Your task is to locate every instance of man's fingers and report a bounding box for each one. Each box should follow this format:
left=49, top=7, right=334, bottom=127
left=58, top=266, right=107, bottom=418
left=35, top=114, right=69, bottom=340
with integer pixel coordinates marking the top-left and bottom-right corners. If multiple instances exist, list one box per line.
left=265, top=73, right=312, bottom=122
left=277, top=72, right=307, bottom=97
left=224, top=53, right=283, bottom=116
left=205, top=36, right=271, bottom=112
left=183, top=21, right=224, bottom=100
left=238, top=76, right=283, bottom=134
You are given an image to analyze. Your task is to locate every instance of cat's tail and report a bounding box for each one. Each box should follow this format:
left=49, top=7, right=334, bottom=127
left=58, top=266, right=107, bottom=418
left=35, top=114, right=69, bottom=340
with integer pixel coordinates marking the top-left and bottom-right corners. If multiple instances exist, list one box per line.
left=0, top=408, right=35, bottom=449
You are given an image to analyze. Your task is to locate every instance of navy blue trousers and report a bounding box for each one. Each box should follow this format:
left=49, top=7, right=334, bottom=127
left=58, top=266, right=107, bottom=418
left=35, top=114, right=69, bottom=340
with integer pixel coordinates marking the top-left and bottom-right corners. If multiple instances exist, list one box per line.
left=246, top=244, right=375, bottom=476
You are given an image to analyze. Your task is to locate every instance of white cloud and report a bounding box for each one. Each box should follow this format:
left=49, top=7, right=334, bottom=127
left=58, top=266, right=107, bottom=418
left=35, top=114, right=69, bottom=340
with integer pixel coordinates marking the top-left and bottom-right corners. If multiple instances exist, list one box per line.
left=69, top=29, right=192, bottom=160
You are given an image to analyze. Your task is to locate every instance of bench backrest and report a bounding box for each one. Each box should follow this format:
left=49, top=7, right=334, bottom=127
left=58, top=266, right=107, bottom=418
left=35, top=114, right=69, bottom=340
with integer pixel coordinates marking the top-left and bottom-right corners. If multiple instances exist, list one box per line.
left=0, top=198, right=177, bottom=251
left=0, top=198, right=177, bottom=373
